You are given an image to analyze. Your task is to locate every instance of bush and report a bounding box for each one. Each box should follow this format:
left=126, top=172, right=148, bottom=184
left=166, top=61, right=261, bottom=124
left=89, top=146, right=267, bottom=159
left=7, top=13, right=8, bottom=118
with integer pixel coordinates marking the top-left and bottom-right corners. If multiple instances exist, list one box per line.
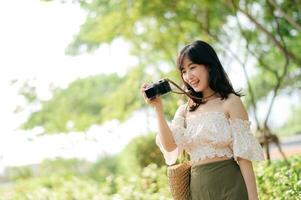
left=1, top=154, right=300, bottom=199
left=256, top=156, right=301, bottom=200
left=7, top=166, right=33, bottom=181
left=116, top=133, right=166, bottom=176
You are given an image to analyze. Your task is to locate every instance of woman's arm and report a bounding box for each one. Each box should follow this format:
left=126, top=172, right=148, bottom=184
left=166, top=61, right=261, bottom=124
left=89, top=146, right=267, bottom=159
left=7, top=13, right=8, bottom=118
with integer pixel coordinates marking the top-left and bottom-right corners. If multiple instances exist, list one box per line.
left=224, top=94, right=260, bottom=200
left=154, top=104, right=178, bottom=152
left=237, top=158, right=259, bottom=200
left=140, top=83, right=178, bottom=152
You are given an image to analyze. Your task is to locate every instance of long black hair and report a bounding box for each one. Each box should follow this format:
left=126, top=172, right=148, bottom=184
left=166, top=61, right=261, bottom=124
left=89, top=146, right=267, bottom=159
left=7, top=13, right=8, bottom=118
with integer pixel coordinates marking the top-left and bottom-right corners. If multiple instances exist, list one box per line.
left=176, top=40, right=243, bottom=111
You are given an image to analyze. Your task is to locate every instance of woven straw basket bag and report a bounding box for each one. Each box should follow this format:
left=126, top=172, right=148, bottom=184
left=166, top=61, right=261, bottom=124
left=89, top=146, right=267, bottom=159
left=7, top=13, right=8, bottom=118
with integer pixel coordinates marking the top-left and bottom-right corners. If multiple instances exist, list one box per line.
left=167, top=150, right=191, bottom=200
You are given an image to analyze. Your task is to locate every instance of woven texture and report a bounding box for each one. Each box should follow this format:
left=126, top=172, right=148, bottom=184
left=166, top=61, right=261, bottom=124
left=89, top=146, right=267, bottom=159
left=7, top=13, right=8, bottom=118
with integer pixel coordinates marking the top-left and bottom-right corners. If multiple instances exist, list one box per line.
left=167, top=161, right=191, bottom=200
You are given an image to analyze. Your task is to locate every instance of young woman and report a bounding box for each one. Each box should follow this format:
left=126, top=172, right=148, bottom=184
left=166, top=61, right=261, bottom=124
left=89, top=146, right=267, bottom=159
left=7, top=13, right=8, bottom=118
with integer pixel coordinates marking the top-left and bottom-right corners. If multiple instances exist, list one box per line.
left=140, top=40, right=265, bottom=200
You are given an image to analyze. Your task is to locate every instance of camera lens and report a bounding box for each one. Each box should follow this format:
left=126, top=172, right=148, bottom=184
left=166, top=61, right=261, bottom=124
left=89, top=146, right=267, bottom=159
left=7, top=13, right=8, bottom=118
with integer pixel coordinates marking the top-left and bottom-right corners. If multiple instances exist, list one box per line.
left=144, top=87, right=156, bottom=99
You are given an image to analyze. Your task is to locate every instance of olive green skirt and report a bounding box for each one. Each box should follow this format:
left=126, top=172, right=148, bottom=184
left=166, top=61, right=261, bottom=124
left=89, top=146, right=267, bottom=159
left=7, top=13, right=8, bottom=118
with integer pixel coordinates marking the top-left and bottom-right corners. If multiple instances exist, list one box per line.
left=189, top=158, right=248, bottom=200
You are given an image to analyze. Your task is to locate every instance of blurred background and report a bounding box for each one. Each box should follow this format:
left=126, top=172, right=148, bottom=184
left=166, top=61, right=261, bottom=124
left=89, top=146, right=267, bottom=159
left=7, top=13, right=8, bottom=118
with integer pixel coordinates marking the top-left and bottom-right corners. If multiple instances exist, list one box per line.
left=0, top=0, right=300, bottom=199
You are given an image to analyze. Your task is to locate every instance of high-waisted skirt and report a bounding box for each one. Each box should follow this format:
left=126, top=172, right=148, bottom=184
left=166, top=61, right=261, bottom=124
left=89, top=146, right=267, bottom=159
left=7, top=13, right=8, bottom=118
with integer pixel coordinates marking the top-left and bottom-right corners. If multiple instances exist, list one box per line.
left=189, top=158, right=248, bottom=200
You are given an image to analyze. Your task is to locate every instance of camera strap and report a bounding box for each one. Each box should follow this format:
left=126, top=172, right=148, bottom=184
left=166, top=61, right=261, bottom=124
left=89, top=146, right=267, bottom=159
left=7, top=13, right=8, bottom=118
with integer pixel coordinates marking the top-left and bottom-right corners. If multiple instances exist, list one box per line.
left=166, top=78, right=216, bottom=101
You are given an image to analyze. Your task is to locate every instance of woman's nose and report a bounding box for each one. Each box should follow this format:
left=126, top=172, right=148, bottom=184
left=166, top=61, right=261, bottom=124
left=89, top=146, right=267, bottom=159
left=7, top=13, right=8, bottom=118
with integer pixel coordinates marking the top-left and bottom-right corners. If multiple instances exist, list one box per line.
left=183, top=73, right=191, bottom=83
left=185, top=70, right=193, bottom=81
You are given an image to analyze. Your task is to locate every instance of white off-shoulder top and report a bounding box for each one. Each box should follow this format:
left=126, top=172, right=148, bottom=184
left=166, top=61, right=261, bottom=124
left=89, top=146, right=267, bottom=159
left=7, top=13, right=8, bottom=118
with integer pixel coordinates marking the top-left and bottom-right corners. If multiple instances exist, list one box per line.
left=156, top=106, right=265, bottom=165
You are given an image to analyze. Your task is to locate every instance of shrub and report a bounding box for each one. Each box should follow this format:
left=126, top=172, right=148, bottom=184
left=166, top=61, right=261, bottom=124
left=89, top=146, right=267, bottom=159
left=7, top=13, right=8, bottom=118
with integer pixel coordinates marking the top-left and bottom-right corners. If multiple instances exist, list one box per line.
left=256, top=156, right=301, bottom=200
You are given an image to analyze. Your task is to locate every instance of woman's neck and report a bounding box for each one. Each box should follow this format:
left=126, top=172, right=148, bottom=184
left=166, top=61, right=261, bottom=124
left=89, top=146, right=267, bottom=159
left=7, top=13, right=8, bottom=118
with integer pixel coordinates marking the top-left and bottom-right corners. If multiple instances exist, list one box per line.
left=202, top=88, right=216, bottom=98
left=202, top=87, right=223, bottom=102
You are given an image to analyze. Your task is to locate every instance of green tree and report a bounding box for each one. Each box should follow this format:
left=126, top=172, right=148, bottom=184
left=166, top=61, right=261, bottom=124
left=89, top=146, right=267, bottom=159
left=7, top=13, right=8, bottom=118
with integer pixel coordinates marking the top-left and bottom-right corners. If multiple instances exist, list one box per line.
left=23, top=0, right=301, bottom=160
left=20, top=73, right=124, bottom=133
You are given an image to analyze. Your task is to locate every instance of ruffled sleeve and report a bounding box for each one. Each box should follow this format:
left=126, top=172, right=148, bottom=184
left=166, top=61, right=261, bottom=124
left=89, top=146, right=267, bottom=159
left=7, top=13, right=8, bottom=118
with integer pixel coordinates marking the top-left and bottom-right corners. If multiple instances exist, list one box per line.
left=229, top=118, right=265, bottom=162
left=156, top=134, right=181, bottom=165
left=155, top=105, right=187, bottom=165
left=169, top=115, right=187, bottom=147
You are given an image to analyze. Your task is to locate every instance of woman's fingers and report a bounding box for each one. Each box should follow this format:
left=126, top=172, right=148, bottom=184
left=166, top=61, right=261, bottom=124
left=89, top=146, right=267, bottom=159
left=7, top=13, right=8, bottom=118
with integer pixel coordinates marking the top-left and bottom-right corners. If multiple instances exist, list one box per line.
left=140, top=82, right=163, bottom=110
left=140, top=83, right=151, bottom=103
left=140, top=83, right=148, bottom=93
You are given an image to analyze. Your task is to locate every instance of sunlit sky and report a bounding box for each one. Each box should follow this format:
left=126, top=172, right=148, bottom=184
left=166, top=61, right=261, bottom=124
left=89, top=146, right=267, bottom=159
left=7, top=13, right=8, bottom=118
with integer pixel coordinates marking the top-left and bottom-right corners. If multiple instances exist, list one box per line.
left=0, top=0, right=298, bottom=172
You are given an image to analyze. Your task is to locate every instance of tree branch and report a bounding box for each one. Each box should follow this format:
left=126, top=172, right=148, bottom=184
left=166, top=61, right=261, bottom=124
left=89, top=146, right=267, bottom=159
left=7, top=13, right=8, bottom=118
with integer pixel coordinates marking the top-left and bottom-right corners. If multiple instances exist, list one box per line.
left=268, top=0, right=301, bottom=32
left=231, top=0, right=301, bottom=66
left=263, top=3, right=290, bottom=127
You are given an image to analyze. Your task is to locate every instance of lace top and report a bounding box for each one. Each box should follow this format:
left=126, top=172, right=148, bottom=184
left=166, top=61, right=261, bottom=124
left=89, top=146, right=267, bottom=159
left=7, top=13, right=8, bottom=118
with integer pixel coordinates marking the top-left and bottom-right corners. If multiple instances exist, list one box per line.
left=156, top=108, right=265, bottom=165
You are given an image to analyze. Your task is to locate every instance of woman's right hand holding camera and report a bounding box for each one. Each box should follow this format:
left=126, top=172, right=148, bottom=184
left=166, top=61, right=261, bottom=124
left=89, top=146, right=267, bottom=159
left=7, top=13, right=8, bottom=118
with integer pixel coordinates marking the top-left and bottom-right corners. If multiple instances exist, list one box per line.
left=140, top=83, right=163, bottom=110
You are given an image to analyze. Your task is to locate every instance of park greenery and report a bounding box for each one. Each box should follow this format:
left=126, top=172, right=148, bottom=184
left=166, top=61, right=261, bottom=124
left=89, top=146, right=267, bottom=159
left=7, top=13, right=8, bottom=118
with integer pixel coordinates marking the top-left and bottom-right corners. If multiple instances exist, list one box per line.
left=0, top=133, right=300, bottom=199
left=3, top=0, right=301, bottom=199
left=19, top=0, right=300, bottom=137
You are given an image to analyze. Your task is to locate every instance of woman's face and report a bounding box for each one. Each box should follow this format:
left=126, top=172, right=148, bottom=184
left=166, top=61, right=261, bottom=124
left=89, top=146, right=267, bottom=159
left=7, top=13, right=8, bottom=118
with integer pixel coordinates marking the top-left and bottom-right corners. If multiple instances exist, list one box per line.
left=181, top=57, right=210, bottom=92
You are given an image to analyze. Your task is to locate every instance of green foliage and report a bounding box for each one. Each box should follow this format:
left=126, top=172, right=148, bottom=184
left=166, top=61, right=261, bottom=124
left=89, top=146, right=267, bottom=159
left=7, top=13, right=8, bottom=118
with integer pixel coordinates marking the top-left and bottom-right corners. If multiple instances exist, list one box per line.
left=26, top=0, right=234, bottom=133
left=235, top=0, right=301, bottom=110
left=110, top=164, right=171, bottom=200
left=18, top=82, right=38, bottom=104
left=64, top=0, right=234, bottom=72
left=38, top=158, right=91, bottom=178
left=20, top=65, right=159, bottom=133
left=1, top=155, right=300, bottom=199
left=88, top=155, right=119, bottom=183
left=100, top=66, right=147, bottom=122
left=1, top=175, right=105, bottom=200
left=256, top=156, right=301, bottom=200
left=244, top=69, right=277, bottom=109
left=21, top=73, right=124, bottom=133
left=24, top=0, right=300, bottom=134
left=0, top=163, right=171, bottom=200
left=6, top=166, right=33, bottom=181
left=117, top=133, right=166, bottom=176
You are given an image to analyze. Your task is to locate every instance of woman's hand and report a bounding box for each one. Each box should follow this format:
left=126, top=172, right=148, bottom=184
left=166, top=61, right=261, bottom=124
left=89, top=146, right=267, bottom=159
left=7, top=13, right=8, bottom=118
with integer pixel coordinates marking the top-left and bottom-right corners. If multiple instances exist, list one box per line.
left=140, top=83, right=163, bottom=110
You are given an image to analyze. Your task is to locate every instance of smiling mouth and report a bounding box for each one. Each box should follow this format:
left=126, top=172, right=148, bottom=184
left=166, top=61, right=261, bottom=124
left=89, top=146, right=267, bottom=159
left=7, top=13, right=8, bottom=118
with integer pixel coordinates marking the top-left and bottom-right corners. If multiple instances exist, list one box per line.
left=190, top=81, right=199, bottom=87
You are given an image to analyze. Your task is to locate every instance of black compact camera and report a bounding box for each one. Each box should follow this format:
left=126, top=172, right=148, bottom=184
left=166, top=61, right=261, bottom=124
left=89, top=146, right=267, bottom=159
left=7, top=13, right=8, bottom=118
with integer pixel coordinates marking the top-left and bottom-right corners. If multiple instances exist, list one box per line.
left=144, top=79, right=172, bottom=99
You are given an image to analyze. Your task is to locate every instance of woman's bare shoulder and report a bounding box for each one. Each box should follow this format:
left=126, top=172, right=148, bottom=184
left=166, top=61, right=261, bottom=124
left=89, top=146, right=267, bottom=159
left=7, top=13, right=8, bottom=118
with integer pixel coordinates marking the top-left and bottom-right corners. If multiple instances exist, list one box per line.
left=222, top=93, right=248, bottom=120
left=223, top=93, right=241, bottom=105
